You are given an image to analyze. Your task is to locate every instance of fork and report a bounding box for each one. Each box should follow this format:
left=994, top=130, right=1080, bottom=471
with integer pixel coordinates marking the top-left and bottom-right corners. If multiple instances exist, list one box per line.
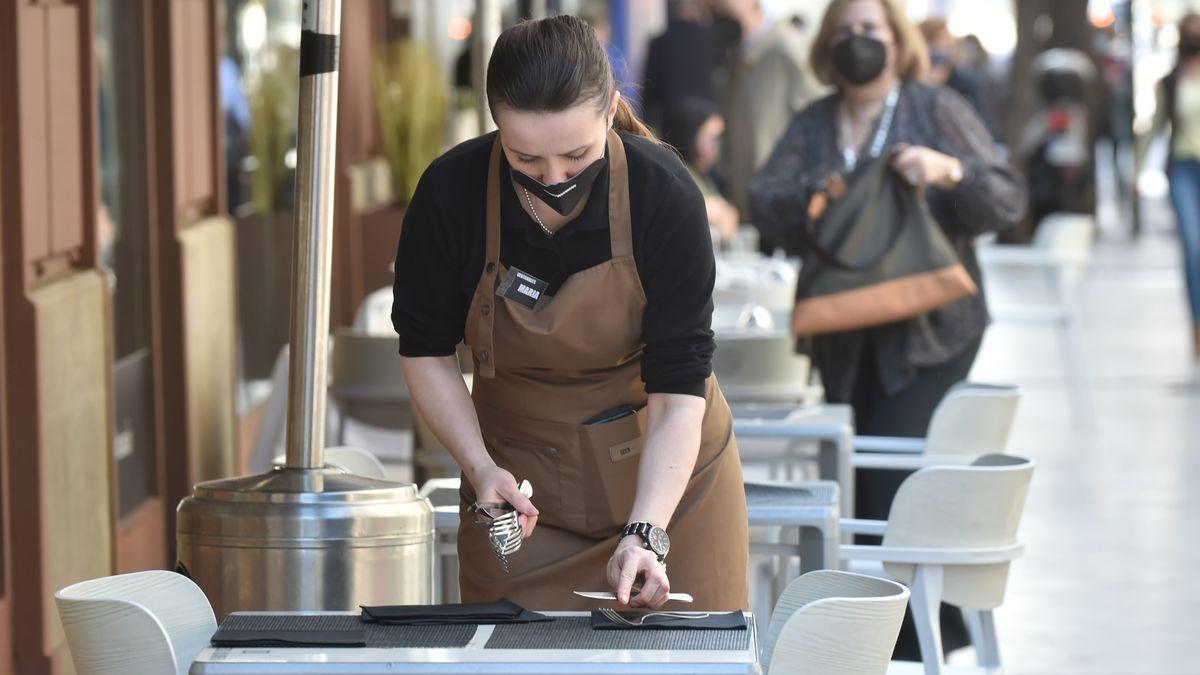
left=597, top=608, right=711, bottom=626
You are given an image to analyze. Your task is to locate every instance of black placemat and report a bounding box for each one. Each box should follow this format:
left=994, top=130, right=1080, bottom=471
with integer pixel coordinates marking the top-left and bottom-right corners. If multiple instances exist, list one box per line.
left=484, top=616, right=751, bottom=651
left=216, top=614, right=476, bottom=649
left=361, top=598, right=550, bottom=625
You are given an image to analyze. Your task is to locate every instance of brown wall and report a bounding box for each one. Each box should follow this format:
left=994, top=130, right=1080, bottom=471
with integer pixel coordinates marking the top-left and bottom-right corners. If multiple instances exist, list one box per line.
left=1, top=1, right=115, bottom=671
left=0, top=1, right=395, bottom=672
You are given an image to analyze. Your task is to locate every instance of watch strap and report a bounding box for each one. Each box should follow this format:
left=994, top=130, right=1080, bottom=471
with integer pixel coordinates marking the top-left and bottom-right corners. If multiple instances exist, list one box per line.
left=622, top=522, right=666, bottom=562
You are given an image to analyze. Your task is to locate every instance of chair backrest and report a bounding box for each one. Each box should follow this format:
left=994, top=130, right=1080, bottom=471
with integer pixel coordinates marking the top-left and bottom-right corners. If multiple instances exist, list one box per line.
left=882, top=454, right=1035, bottom=609
left=762, top=570, right=909, bottom=675
left=272, top=446, right=389, bottom=479
left=330, top=329, right=410, bottom=400
left=249, top=345, right=292, bottom=474
left=419, top=477, right=463, bottom=508
left=1034, top=213, right=1094, bottom=284
left=924, top=382, right=1020, bottom=456
left=55, top=570, right=217, bottom=675
left=1033, top=212, right=1095, bottom=256
left=324, top=446, right=388, bottom=478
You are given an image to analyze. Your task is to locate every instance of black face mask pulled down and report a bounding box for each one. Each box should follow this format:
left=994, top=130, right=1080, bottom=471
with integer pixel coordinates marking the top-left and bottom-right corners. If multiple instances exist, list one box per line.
left=510, top=157, right=607, bottom=216
left=832, top=34, right=888, bottom=86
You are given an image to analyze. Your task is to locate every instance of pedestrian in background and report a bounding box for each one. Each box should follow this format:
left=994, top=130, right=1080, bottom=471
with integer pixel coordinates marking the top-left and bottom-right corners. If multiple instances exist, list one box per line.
left=749, top=0, right=1027, bottom=657
left=660, top=98, right=740, bottom=243
left=713, top=0, right=821, bottom=225
left=641, top=0, right=721, bottom=134
left=1153, top=13, right=1200, bottom=360
left=919, top=18, right=998, bottom=140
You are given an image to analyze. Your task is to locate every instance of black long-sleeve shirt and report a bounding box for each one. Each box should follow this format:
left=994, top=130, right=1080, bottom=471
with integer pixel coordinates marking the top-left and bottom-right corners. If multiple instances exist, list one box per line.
left=392, top=131, right=716, bottom=398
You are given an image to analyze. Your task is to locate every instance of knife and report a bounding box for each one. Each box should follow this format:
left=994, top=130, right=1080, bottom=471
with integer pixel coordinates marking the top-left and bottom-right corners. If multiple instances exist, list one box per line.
left=573, top=591, right=694, bottom=604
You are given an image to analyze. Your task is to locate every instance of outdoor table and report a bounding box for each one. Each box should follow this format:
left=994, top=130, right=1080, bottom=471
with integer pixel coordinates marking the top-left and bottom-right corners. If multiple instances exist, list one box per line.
left=732, top=403, right=855, bottom=520
left=190, top=611, right=761, bottom=674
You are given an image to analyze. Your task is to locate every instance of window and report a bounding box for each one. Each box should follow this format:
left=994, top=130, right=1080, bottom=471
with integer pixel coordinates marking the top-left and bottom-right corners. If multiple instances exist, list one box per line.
left=95, top=0, right=158, bottom=517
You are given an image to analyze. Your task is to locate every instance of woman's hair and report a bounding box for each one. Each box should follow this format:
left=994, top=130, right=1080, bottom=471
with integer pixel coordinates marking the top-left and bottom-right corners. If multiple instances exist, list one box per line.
left=809, top=0, right=929, bottom=87
left=659, top=98, right=718, bottom=165
left=486, top=15, right=656, bottom=140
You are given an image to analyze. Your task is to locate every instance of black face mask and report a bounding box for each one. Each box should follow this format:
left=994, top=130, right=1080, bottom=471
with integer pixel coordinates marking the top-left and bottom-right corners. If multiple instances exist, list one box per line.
left=511, top=156, right=607, bottom=215
left=1183, top=38, right=1200, bottom=57
left=832, top=34, right=888, bottom=86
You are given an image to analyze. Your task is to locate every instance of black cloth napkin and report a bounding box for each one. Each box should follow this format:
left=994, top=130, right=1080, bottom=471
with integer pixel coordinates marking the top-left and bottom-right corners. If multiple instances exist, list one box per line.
left=210, top=627, right=367, bottom=648
left=590, top=610, right=748, bottom=630
left=361, top=598, right=551, bottom=626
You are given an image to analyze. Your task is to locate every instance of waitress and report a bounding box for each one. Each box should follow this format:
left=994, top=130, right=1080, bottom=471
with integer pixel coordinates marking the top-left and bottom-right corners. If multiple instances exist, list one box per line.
left=391, top=15, right=748, bottom=612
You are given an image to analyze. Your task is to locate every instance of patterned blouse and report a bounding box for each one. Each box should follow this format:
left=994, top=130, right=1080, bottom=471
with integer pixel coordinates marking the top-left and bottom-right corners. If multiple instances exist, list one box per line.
left=749, top=79, right=1028, bottom=401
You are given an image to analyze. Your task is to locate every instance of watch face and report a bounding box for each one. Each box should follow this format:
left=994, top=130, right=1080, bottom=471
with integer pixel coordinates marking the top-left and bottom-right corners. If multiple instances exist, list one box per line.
left=648, top=527, right=670, bottom=555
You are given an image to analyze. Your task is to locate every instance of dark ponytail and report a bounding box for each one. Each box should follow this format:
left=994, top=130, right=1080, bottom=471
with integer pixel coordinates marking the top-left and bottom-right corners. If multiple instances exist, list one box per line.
left=486, top=15, right=658, bottom=141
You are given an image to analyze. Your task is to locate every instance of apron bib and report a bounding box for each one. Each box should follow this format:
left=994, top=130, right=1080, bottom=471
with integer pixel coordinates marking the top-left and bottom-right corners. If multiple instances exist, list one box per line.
left=459, top=130, right=749, bottom=611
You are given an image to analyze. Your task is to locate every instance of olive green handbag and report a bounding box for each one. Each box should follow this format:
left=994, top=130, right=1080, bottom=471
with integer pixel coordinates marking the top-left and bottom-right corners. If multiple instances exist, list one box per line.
left=791, top=153, right=978, bottom=337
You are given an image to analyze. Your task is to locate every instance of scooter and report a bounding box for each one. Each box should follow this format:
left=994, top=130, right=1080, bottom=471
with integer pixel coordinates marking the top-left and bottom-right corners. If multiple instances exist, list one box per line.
left=1015, top=49, right=1098, bottom=241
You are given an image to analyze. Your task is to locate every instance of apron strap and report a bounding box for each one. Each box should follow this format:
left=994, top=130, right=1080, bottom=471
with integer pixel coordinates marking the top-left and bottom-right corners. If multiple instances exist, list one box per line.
left=475, top=135, right=503, bottom=379
left=473, top=130, right=631, bottom=379
left=606, top=129, right=633, bottom=259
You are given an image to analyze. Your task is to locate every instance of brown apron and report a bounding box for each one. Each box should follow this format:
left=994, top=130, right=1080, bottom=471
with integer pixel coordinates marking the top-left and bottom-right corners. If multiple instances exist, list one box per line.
left=458, top=130, right=749, bottom=611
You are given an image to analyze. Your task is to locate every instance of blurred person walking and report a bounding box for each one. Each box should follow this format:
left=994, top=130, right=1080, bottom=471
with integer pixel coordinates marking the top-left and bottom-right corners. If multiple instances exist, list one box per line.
left=749, top=0, right=1026, bottom=658
left=641, top=0, right=721, bottom=133
left=660, top=98, right=740, bottom=243
left=713, top=0, right=821, bottom=224
left=1152, top=13, right=1200, bottom=358
left=919, top=19, right=998, bottom=139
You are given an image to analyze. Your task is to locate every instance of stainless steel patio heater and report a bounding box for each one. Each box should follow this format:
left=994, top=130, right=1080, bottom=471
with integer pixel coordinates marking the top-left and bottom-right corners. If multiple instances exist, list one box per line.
left=176, top=0, right=433, bottom=620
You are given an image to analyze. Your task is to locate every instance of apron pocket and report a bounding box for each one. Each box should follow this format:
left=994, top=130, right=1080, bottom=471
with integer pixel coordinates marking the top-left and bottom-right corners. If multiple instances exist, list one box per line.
left=580, top=406, right=648, bottom=533
left=490, top=438, right=564, bottom=517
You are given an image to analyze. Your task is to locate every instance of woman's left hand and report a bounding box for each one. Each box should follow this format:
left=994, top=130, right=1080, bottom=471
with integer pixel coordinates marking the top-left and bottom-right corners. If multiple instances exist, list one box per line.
left=607, top=535, right=670, bottom=609
left=891, top=145, right=963, bottom=189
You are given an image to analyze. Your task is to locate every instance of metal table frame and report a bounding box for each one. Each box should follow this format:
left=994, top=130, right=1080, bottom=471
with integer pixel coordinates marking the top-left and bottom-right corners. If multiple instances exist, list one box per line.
left=189, top=611, right=760, bottom=674
left=731, top=404, right=855, bottom=521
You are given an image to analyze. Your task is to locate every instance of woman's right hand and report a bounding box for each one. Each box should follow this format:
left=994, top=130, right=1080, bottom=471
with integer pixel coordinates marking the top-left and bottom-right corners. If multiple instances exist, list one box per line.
left=468, top=463, right=540, bottom=538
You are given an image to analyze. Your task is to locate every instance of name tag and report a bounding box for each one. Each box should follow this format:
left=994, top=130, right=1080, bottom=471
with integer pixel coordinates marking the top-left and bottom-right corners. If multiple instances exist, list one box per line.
left=609, top=437, right=644, bottom=463
left=496, top=266, right=550, bottom=309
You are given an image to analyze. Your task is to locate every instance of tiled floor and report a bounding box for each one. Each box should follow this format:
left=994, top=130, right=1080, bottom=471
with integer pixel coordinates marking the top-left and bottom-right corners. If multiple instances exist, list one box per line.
left=969, top=221, right=1200, bottom=674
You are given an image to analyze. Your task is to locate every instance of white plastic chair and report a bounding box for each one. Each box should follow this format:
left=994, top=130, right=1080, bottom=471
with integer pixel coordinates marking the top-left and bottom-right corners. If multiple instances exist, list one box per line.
left=272, top=445, right=389, bottom=479
left=55, top=570, right=217, bottom=675
left=249, top=344, right=344, bottom=474
left=420, top=477, right=465, bottom=604
left=840, top=455, right=1036, bottom=675
left=761, top=570, right=910, bottom=675
left=978, top=213, right=1094, bottom=424
left=852, top=383, right=1020, bottom=470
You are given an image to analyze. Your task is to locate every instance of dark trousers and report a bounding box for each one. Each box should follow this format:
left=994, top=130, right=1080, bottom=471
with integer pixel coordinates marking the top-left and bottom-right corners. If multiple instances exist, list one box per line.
left=829, top=333, right=983, bottom=660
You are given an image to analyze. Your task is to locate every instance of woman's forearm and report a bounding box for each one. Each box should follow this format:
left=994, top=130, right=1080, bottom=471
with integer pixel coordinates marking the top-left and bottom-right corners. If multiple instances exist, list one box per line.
left=400, top=355, right=495, bottom=486
left=627, top=392, right=707, bottom=529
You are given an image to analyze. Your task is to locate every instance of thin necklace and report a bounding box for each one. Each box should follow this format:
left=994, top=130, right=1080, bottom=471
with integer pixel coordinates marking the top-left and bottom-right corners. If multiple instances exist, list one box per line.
left=522, top=187, right=556, bottom=238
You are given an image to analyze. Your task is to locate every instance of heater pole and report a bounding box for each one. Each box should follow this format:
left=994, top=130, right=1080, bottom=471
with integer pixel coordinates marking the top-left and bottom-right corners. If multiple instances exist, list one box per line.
left=285, top=0, right=341, bottom=469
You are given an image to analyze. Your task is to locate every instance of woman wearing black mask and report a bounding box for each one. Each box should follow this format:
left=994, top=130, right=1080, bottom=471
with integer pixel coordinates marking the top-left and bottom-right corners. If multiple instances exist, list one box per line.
left=392, top=16, right=748, bottom=612
left=749, top=0, right=1026, bottom=659
left=1151, top=13, right=1200, bottom=360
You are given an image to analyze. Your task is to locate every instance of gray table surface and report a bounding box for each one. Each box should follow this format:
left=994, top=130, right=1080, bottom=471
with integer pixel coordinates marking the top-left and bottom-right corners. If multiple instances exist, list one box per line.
left=190, top=611, right=761, bottom=674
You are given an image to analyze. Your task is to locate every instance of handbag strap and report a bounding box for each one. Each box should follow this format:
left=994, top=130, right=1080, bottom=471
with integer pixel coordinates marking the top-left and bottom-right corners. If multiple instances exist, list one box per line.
left=841, top=85, right=901, bottom=172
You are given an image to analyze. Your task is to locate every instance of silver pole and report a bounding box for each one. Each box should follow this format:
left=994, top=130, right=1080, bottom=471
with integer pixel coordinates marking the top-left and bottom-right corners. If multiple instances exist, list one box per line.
left=284, top=0, right=342, bottom=469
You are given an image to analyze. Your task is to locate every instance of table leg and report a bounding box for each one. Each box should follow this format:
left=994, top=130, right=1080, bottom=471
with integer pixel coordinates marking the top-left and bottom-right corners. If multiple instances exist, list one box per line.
left=817, top=433, right=854, bottom=522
